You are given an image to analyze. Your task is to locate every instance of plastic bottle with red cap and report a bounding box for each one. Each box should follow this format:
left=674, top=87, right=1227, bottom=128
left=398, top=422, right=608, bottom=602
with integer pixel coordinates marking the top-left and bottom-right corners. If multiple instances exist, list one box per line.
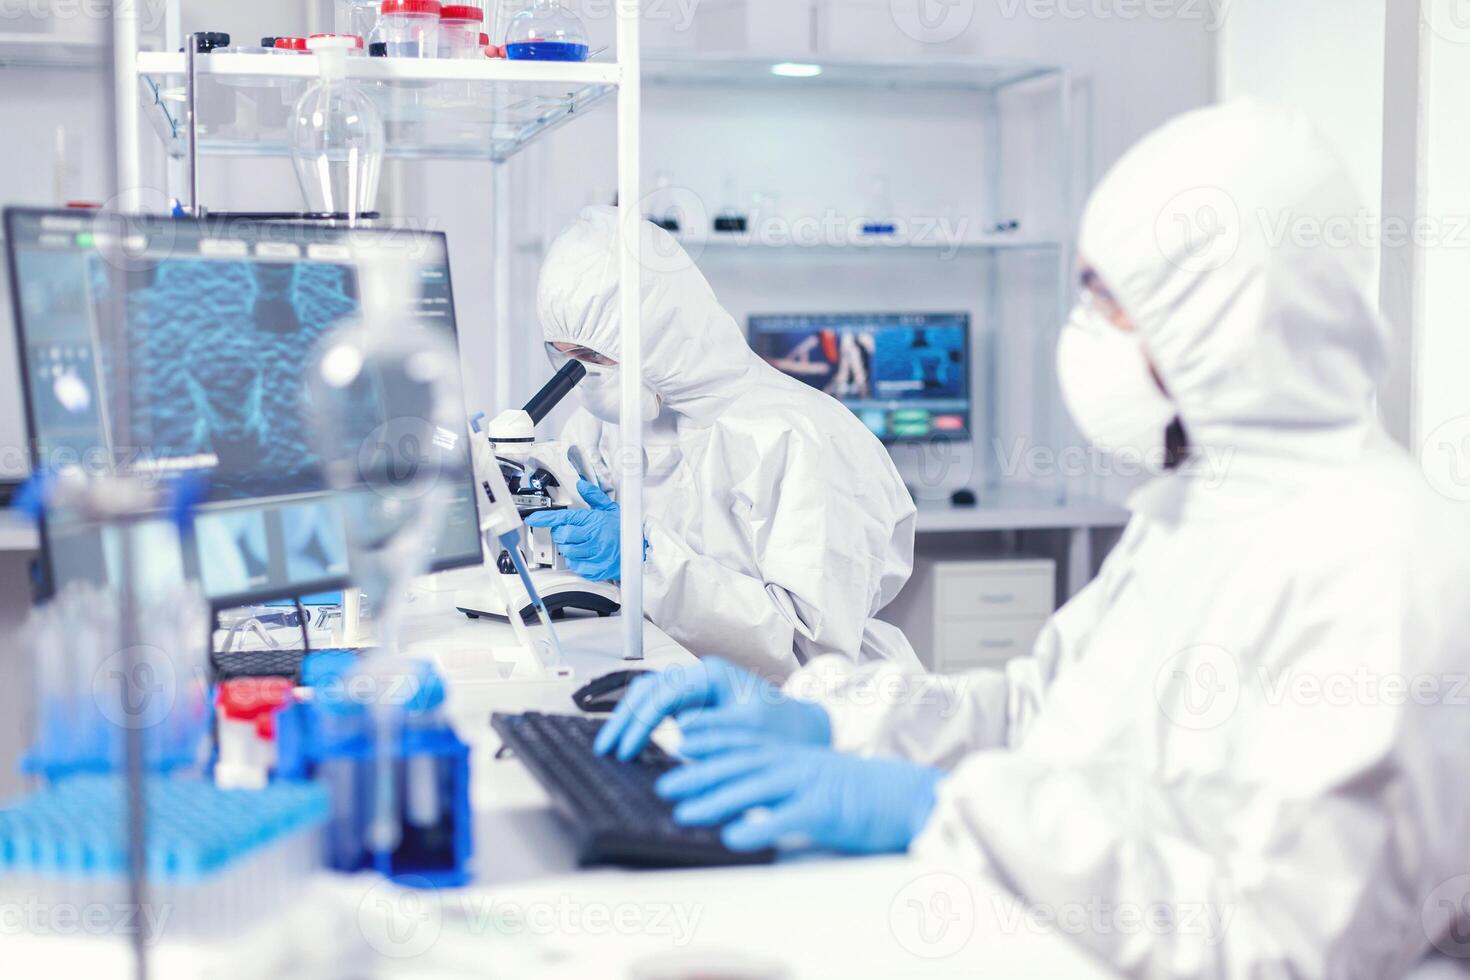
left=439, top=3, right=484, bottom=58
left=376, top=0, right=442, bottom=58
left=215, top=678, right=294, bottom=791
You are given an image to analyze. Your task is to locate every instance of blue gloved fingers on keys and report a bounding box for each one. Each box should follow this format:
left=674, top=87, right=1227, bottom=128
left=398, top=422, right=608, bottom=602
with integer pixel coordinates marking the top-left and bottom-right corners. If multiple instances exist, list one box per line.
left=724, top=797, right=826, bottom=852
left=656, top=746, right=781, bottom=801
left=672, top=767, right=808, bottom=828
left=676, top=727, right=785, bottom=761
left=655, top=745, right=944, bottom=855
left=593, top=665, right=718, bottom=759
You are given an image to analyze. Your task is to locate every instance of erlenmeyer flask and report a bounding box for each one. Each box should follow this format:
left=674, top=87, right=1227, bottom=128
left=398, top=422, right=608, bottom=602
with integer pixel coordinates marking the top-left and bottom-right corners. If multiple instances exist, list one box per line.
left=289, top=35, right=384, bottom=223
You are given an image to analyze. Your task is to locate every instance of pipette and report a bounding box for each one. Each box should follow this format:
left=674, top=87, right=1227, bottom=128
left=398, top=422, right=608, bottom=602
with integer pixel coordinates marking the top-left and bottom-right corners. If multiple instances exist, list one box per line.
left=500, top=529, right=567, bottom=666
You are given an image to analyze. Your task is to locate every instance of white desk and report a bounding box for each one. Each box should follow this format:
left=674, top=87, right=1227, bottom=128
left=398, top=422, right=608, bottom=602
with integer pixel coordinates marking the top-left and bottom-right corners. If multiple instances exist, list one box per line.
left=2, top=583, right=1115, bottom=979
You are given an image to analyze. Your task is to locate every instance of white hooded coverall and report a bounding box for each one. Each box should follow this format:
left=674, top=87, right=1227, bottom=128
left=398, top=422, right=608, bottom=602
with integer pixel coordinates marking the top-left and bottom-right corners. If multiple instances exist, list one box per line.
left=538, top=207, right=920, bottom=679
left=786, top=101, right=1470, bottom=977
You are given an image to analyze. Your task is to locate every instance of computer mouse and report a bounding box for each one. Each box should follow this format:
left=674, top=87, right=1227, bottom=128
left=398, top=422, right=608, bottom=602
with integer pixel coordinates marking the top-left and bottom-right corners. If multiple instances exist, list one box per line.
left=573, top=669, right=651, bottom=713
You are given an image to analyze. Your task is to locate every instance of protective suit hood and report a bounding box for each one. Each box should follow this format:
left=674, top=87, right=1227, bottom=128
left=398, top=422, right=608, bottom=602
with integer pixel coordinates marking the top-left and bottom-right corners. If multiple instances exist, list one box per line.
left=538, top=206, right=761, bottom=425
left=1078, top=99, right=1389, bottom=472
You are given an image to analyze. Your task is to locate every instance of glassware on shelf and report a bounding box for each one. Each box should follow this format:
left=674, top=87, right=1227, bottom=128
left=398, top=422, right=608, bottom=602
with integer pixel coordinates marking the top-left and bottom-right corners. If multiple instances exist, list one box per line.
left=861, top=174, right=897, bottom=236
left=646, top=171, right=679, bottom=233
left=336, top=0, right=385, bottom=42
left=438, top=4, right=486, bottom=57
left=713, top=175, right=748, bottom=234
left=289, top=35, right=384, bottom=224
left=503, top=0, right=589, bottom=61
left=375, top=0, right=443, bottom=58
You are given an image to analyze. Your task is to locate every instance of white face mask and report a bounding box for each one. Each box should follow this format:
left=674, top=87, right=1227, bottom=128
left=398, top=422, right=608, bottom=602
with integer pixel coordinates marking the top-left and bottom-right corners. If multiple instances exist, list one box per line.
left=578, top=365, right=662, bottom=424
left=1056, top=304, right=1176, bottom=459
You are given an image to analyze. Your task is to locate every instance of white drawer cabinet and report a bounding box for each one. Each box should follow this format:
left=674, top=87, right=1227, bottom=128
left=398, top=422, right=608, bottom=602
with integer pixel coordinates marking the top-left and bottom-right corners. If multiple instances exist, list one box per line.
left=881, top=558, right=1056, bottom=674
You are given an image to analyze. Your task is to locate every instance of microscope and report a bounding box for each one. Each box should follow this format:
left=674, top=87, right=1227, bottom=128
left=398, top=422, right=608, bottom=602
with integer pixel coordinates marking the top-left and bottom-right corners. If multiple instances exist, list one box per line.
left=455, top=361, right=621, bottom=623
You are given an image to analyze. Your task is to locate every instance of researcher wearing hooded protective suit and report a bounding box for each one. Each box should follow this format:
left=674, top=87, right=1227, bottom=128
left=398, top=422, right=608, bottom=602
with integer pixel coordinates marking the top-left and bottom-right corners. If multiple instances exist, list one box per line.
left=592, top=101, right=1470, bottom=977
left=526, top=207, right=919, bottom=679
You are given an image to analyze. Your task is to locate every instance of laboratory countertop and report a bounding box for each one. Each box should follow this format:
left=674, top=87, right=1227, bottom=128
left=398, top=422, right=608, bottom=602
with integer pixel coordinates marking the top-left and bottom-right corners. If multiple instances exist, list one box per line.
left=4, top=573, right=1116, bottom=979
left=913, top=486, right=1129, bottom=533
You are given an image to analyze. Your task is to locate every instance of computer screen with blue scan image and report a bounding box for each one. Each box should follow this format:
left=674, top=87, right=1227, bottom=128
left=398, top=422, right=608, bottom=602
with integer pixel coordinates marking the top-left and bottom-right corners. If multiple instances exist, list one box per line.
left=749, top=312, right=971, bottom=442
left=4, top=209, right=483, bottom=607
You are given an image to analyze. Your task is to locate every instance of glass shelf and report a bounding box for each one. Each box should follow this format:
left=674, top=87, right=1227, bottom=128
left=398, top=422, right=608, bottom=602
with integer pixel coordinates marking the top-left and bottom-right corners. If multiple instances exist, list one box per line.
left=136, top=52, right=618, bottom=163
left=642, top=52, right=1063, bottom=94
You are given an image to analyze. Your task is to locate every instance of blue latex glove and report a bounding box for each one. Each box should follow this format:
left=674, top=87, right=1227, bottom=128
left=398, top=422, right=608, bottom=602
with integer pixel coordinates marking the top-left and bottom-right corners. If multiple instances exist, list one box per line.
left=524, top=479, right=623, bottom=582
left=593, top=657, right=832, bottom=762
left=656, top=740, right=943, bottom=854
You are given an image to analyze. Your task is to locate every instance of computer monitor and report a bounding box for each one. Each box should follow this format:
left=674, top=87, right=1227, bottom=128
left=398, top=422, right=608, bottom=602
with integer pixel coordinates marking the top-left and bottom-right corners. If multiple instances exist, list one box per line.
left=5, top=208, right=483, bottom=607
left=749, top=312, right=971, bottom=442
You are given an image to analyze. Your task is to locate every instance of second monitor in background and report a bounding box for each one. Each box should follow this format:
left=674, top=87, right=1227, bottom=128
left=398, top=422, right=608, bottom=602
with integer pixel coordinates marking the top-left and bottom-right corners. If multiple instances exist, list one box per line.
left=749, top=312, right=970, bottom=443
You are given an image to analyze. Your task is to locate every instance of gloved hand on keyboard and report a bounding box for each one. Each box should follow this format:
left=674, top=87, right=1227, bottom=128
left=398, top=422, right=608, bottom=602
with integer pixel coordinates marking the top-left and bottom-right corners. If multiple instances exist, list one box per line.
left=593, top=657, right=832, bottom=762
left=655, top=737, right=943, bottom=854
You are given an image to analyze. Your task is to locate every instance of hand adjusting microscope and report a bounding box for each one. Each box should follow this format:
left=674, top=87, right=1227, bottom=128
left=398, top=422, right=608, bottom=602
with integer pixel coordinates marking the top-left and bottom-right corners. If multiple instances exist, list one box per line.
left=456, top=361, right=621, bottom=623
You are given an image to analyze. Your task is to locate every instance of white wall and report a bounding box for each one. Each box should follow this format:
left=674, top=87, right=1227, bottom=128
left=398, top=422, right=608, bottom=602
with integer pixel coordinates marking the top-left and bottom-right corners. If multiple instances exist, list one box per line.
left=1218, top=0, right=1387, bottom=285
left=1415, top=1, right=1470, bottom=505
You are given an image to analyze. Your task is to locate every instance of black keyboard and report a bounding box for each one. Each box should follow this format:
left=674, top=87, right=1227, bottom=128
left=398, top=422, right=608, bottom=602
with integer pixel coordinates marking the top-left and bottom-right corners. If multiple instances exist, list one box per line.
left=212, top=647, right=308, bottom=681
left=492, top=711, right=776, bottom=869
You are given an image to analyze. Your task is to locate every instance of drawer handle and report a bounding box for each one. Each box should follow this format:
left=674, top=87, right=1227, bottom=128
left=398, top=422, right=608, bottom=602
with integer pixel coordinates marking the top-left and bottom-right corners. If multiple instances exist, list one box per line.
left=978, top=594, right=1015, bottom=604
left=979, top=639, right=1015, bottom=650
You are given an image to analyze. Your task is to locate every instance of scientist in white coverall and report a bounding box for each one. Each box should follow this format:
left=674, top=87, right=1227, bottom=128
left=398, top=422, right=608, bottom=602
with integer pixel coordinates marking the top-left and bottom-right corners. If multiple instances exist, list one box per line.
left=594, top=101, right=1470, bottom=977
left=527, top=206, right=919, bottom=679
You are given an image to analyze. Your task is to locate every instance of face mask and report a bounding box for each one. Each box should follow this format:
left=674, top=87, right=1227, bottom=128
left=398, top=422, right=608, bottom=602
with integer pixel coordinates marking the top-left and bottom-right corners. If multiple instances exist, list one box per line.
left=578, top=365, right=662, bottom=424
left=1056, top=304, right=1176, bottom=459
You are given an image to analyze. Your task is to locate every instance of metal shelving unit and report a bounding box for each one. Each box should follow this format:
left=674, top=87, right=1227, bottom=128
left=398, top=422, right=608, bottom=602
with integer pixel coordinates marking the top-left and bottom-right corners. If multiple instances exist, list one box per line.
left=120, top=14, right=647, bottom=659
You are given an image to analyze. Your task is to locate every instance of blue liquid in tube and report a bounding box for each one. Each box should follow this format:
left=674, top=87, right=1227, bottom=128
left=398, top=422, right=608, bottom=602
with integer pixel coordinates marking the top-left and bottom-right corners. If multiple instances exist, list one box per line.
left=505, top=40, right=589, bottom=61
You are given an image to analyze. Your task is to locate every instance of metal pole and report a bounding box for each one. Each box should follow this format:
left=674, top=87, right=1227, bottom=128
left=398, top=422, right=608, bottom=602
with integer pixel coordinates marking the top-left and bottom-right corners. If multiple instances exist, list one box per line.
left=493, top=163, right=513, bottom=410
left=111, top=0, right=140, bottom=209
left=184, top=32, right=202, bottom=215
left=118, top=520, right=151, bottom=978
left=615, top=0, right=643, bottom=660
left=106, top=3, right=150, bottom=976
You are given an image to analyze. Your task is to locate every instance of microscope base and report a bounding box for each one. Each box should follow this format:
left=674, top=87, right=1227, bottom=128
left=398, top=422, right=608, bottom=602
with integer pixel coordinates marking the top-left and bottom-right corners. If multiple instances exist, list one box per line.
left=454, top=571, right=621, bottom=624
